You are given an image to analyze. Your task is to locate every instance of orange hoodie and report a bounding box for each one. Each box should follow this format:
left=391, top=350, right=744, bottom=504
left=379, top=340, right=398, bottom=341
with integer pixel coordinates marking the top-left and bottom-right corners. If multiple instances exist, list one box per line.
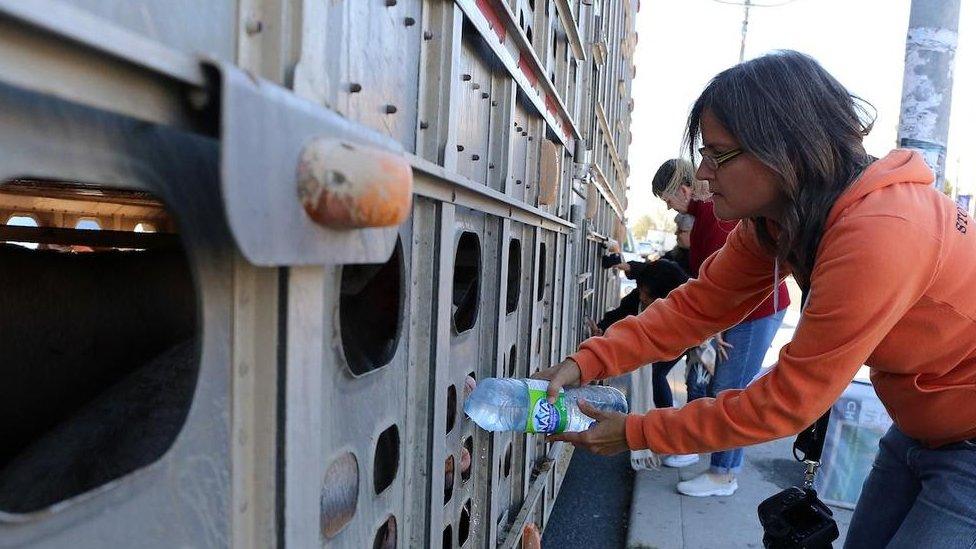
left=572, top=150, right=976, bottom=452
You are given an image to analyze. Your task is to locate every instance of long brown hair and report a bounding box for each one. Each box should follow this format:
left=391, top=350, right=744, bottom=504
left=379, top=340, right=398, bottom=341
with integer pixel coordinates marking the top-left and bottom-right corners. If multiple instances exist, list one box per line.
left=685, top=50, right=875, bottom=284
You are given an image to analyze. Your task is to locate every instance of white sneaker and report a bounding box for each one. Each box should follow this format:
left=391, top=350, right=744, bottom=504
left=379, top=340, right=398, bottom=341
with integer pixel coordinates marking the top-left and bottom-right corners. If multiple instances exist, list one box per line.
left=662, top=453, right=700, bottom=468
left=676, top=473, right=738, bottom=497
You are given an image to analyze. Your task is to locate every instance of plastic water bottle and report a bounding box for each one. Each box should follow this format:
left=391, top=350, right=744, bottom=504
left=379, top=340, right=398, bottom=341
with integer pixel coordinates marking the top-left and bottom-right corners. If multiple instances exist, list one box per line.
left=463, top=378, right=628, bottom=434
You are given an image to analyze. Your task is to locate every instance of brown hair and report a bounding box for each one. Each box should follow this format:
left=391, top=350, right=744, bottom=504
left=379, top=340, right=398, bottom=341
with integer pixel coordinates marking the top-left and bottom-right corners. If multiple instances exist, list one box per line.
left=685, top=50, right=875, bottom=284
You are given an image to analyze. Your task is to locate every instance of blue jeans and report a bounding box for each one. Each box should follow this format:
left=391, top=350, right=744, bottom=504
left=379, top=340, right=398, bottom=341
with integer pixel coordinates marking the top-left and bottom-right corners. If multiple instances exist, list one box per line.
left=844, top=426, right=976, bottom=548
left=651, top=358, right=680, bottom=409
left=686, top=310, right=785, bottom=473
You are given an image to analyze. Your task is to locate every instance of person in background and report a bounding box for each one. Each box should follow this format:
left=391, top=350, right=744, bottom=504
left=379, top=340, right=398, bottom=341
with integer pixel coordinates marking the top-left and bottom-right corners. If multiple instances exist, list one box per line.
left=662, top=213, right=694, bottom=275
left=613, top=158, right=791, bottom=491
left=589, top=260, right=689, bottom=411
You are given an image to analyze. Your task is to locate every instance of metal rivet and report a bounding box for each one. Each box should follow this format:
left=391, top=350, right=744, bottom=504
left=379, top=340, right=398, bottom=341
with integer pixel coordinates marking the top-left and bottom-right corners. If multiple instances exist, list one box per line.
left=420, top=121, right=429, bottom=129
left=349, top=83, right=362, bottom=93
left=471, top=154, right=480, bottom=161
left=424, top=30, right=434, bottom=40
left=472, top=83, right=480, bottom=90
left=522, top=131, right=528, bottom=136
left=491, top=100, right=498, bottom=106
left=385, top=105, right=398, bottom=114
left=457, top=145, right=465, bottom=152
left=462, top=74, right=472, bottom=81
left=385, top=0, right=397, bottom=6
left=489, top=163, right=495, bottom=169
left=245, top=18, right=263, bottom=35
left=404, top=17, right=416, bottom=27
left=516, top=179, right=523, bottom=185
left=482, top=92, right=489, bottom=99
left=528, top=136, right=533, bottom=141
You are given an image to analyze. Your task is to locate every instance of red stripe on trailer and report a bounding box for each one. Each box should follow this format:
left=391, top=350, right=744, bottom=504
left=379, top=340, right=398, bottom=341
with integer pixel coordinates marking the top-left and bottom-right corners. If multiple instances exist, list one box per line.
left=476, top=0, right=506, bottom=42
left=518, top=52, right=538, bottom=87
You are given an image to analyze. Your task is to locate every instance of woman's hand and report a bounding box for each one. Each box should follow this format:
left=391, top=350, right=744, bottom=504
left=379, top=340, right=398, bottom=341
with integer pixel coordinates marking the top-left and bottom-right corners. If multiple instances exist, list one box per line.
left=715, top=332, right=733, bottom=363
left=547, top=400, right=630, bottom=456
left=584, top=317, right=604, bottom=337
left=530, top=358, right=582, bottom=404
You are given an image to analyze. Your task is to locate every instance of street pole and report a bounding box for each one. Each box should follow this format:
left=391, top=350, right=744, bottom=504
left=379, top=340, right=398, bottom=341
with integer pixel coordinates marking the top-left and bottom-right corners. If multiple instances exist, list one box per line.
left=739, top=0, right=751, bottom=63
left=897, top=0, right=961, bottom=191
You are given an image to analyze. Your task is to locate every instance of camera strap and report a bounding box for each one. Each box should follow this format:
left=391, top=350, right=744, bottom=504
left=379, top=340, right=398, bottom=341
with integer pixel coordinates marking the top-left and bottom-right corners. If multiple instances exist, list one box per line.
left=789, top=284, right=831, bottom=488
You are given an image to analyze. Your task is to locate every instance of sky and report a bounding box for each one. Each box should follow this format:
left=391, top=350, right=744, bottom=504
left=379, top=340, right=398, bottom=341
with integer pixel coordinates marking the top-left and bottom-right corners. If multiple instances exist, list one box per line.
left=627, top=0, right=975, bottom=224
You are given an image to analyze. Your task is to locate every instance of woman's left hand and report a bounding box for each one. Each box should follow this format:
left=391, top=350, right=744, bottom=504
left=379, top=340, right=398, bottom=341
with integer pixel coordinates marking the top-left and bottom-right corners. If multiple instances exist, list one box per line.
left=546, top=399, right=630, bottom=456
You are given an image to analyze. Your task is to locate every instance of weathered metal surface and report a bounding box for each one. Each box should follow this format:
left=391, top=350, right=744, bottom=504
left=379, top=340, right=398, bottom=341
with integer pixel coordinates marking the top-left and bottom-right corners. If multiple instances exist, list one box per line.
left=0, top=81, right=232, bottom=548
left=214, top=61, right=403, bottom=266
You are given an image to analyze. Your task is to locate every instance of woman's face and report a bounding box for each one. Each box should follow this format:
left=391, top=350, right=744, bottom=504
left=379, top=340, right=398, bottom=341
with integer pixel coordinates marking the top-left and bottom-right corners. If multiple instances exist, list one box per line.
left=694, top=110, right=787, bottom=221
left=661, top=185, right=692, bottom=214
left=676, top=227, right=691, bottom=249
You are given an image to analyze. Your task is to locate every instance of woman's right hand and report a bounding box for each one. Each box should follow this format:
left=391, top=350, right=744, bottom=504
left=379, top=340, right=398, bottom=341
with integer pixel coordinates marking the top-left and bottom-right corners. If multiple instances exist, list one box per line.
left=530, top=358, right=582, bottom=404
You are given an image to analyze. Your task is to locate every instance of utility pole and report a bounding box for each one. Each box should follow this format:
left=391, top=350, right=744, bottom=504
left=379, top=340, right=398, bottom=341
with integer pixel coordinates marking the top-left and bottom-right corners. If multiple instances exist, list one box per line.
left=712, top=0, right=794, bottom=63
left=897, top=0, right=961, bottom=191
left=739, top=0, right=751, bottom=63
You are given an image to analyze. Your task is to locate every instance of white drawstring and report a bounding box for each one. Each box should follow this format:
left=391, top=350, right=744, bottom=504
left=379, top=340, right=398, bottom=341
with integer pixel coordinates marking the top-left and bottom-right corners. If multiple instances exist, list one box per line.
left=773, top=259, right=780, bottom=311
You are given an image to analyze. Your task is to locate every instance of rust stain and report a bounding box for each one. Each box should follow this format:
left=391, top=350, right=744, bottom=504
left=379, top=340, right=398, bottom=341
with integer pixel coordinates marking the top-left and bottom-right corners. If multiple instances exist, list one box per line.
left=297, top=138, right=412, bottom=229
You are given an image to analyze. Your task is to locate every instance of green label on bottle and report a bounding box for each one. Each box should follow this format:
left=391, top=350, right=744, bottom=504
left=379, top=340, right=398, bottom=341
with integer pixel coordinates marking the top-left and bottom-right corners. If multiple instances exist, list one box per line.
left=524, top=379, right=568, bottom=434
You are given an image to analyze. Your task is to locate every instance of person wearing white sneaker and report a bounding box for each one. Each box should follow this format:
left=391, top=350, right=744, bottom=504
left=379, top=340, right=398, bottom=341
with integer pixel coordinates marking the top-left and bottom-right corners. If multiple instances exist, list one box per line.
left=661, top=453, right=699, bottom=468
left=676, top=472, right=738, bottom=497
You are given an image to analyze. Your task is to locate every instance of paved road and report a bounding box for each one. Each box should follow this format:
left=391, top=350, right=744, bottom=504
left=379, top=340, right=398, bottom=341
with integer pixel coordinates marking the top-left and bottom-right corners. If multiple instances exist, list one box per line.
left=542, top=449, right=634, bottom=549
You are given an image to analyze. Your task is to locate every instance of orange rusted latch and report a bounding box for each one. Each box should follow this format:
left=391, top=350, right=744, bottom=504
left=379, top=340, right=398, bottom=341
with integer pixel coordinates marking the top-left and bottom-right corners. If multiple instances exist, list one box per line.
left=521, top=522, right=542, bottom=549
left=297, top=137, right=412, bottom=229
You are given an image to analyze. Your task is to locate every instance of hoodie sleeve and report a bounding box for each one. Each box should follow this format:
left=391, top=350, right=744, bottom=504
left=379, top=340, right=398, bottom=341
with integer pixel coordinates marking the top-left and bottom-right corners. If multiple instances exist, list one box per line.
left=571, top=222, right=784, bottom=383
left=624, top=214, right=938, bottom=454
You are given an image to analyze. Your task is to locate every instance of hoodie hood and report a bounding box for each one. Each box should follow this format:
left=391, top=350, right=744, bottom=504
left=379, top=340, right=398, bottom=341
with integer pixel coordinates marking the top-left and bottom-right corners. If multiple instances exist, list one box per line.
left=826, top=149, right=935, bottom=227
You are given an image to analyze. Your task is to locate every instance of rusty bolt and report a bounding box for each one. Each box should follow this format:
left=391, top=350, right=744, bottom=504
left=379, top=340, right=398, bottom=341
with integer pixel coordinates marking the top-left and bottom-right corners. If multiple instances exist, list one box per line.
left=457, top=145, right=465, bottom=152
left=385, top=105, right=398, bottom=114
left=424, top=30, right=434, bottom=40
left=245, top=18, right=263, bottom=35
left=462, top=74, right=472, bottom=81
left=404, top=17, right=416, bottom=27
left=419, top=121, right=429, bottom=129
left=472, top=154, right=480, bottom=161
left=349, top=83, right=363, bottom=93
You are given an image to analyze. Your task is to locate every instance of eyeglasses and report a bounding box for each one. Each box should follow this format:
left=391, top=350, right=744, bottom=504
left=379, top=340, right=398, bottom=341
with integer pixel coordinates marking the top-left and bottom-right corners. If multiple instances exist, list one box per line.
left=697, top=147, right=743, bottom=171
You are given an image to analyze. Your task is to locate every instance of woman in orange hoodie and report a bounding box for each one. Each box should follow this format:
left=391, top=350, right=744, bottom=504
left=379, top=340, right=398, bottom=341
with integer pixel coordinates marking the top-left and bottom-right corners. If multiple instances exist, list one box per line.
left=535, top=50, right=976, bottom=547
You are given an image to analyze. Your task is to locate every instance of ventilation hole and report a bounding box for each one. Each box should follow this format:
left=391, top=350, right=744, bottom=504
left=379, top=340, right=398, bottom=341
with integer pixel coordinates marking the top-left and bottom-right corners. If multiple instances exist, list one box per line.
left=444, top=454, right=456, bottom=503
left=373, top=515, right=397, bottom=549
left=538, top=243, right=547, bottom=301
left=452, top=232, right=481, bottom=333
left=0, top=180, right=196, bottom=514
left=374, top=425, right=400, bottom=495
left=442, top=524, right=453, bottom=549
left=503, top=442, right=513, bottom=478
left=4, top=214, right=39, bottom=249
left=508, top=345, right=517, bottom=378
left=461, top=436, right=473, bottom=482
left=341, top=238, right=405, bottom=375
left=321, top=452, right=359, bottom=539
left=506, top=239, right=521, bottom=314
left=446, top=384, right=458, bottom=434
left=459, top=500, right=472, bottom=545
left=74, top=218, right=101, bottom=231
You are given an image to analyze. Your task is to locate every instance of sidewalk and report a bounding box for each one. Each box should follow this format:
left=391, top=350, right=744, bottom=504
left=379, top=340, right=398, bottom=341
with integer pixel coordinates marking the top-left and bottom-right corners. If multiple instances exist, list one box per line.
left=626, top=308, right=855, bottom=548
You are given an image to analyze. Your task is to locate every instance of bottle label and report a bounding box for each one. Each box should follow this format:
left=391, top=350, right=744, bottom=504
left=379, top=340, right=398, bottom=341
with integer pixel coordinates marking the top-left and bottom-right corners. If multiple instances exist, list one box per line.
left=524, top=379, right=568, bottom=434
